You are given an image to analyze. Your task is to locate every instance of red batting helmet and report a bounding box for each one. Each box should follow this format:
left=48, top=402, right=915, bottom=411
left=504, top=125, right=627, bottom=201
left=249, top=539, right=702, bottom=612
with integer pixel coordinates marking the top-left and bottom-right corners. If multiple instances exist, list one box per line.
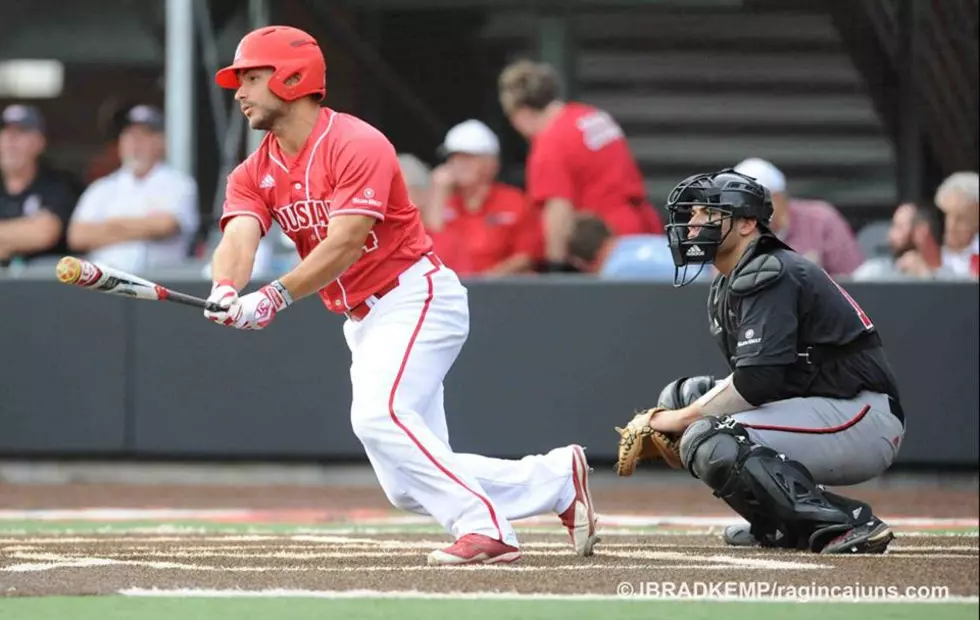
left=215, top=26, right=326, bottom=101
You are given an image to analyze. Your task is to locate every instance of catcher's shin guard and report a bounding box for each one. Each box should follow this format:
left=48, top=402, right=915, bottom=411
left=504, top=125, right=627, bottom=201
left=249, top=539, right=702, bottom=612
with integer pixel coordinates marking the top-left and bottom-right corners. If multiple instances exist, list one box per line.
left=679, top=416, right=864, bottom=550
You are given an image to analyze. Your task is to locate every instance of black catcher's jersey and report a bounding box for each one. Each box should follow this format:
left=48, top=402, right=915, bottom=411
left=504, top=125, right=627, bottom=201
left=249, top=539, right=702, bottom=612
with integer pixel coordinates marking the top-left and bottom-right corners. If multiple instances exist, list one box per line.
left=708, top=237, right=900, bottom=402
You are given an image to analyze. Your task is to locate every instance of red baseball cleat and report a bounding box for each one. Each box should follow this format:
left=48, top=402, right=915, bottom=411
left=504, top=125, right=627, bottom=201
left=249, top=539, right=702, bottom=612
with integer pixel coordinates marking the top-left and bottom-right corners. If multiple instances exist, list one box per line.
left=426, top=533, right=522, bottom=566
left=558, top=444, right=599, bottom=556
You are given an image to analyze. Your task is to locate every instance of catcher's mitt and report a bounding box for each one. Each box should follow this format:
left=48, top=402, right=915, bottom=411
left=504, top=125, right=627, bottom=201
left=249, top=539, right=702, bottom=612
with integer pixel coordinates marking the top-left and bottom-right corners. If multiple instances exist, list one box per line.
left=614, top=408, right=684, bottom=475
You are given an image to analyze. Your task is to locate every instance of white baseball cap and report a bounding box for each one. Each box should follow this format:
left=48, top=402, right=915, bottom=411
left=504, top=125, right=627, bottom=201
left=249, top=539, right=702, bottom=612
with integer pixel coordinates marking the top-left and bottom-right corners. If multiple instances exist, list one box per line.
left=734, top=158, right=786, bottom=193
left=440, top=119, right=500, bottom=157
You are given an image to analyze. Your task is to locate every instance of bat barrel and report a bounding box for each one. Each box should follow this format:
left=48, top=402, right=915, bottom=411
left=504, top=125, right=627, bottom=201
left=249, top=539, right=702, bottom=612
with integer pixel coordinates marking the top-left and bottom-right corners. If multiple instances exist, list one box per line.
left=55, top=256, right=85, bottom=285
left=55, top=255, right=223, bottom=314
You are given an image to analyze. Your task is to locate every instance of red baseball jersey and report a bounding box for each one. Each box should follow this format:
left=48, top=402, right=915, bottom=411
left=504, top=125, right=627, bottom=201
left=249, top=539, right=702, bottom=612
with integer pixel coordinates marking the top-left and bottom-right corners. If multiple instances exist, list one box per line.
left=430, top=183, right=542, bottom=276
left=526, top=102, right=663, bottom=235
left=221, top=108, right=432, bottom=313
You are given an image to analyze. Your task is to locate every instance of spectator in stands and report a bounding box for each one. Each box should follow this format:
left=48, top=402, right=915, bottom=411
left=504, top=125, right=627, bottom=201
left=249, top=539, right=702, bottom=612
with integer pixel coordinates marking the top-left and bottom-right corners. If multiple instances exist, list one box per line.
left=84, top=99, right=128, bottom=184
left=852, top=202, right=958, bottom=281
left=934, top=171, right=979, bottom=279
left=67, top=105, right=199, bottom=272
left=397, top=153, right=432, bottom=214
left=0, top=104, right=79, bottom=268
left=424, top=119, right=542, bottom=276
left=497, top=59, right=662, bottom=272
left=566, top=213, right=698, bottom=281
left=733, top=158, right=863, bottom=277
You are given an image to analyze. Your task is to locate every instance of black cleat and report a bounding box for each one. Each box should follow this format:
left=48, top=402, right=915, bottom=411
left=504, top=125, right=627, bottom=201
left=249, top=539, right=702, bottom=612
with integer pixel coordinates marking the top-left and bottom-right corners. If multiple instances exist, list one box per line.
left=818, top=517, right=895, bottom=554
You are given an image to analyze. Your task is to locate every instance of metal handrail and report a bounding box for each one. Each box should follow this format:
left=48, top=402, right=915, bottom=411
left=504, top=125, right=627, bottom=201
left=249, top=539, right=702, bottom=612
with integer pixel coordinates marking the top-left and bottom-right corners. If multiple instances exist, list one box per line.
left=298, top=0, right=447, bottom=143
left=920, top=0, right=978, bottom=170
left=864, top=0, right=978, bottom=172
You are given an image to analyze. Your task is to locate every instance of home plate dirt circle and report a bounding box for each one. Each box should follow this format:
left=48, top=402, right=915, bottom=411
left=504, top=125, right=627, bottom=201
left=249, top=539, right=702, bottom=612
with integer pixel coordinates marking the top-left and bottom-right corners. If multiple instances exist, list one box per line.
left=1, top=532, right=976, bottom=599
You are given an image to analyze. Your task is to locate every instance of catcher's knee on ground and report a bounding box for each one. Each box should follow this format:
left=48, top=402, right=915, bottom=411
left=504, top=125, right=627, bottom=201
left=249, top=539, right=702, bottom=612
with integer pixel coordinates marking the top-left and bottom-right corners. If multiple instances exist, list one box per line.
left=679, top=416, right=869, bottom=551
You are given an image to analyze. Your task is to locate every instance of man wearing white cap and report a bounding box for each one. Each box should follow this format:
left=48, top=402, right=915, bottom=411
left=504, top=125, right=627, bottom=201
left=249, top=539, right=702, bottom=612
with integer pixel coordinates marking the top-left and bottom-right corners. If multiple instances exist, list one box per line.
left=425, top=119, right=542, bottom=276
left=67, top=104, right=199, bottom=272
left=733, top=158, right=863, bottom=277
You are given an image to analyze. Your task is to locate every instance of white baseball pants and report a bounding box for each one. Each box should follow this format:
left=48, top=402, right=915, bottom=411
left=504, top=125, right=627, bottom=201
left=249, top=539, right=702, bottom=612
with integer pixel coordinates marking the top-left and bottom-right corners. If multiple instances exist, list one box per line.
left=343, top=254, right=577, bottom=547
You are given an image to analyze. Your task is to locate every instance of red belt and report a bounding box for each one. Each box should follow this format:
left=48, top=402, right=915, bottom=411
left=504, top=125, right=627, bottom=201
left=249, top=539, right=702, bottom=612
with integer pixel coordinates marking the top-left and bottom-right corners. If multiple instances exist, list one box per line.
left=346, top=254, right=442, bottom=322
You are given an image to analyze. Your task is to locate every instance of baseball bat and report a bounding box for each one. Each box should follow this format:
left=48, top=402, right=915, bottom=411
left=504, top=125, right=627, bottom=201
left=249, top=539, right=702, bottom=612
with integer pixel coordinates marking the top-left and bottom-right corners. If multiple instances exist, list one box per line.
left=55, top=256, right=226, bottom=313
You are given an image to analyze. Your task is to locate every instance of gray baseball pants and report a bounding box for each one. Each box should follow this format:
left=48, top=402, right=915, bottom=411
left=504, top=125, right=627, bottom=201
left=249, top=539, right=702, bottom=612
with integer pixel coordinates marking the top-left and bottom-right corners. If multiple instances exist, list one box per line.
left=731, top=391, right=905, bottom=486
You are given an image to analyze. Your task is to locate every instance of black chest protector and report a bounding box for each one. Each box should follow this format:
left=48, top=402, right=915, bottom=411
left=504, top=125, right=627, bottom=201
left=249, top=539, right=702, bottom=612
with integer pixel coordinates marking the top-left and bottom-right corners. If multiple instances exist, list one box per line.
left=707, top=237, right=785, bottom=368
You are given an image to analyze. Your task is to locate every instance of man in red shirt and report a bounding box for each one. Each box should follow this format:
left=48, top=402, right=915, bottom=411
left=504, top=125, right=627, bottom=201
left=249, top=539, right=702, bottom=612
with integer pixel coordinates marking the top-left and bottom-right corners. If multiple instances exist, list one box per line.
left=498, top=59, right=663, bottom=270
left=204, top=26, right=598, bottom=566
left=425, top=119, right=542, bottom=276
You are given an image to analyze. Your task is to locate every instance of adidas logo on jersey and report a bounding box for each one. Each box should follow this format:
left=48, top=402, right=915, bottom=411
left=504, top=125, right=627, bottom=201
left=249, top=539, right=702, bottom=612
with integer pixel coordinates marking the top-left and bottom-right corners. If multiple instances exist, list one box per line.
left=259, top=174, right=276, bottom=189
left=686, top=245, right=705, bottom=258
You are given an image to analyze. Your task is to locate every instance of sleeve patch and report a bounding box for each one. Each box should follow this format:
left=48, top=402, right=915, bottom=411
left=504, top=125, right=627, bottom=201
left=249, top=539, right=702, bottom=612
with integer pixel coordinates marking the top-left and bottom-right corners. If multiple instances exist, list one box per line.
left=735, top=325, right=764, bottom=354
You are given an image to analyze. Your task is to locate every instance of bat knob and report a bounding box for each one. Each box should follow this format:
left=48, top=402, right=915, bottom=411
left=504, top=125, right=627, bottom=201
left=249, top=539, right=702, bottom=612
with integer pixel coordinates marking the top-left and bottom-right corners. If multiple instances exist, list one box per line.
left=55, top=256, right=83, bottom=285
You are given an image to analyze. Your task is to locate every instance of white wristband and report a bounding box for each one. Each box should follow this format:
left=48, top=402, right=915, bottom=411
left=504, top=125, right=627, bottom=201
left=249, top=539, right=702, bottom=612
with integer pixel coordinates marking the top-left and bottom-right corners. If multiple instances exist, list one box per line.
left=269, top=279, right=293, bottom=307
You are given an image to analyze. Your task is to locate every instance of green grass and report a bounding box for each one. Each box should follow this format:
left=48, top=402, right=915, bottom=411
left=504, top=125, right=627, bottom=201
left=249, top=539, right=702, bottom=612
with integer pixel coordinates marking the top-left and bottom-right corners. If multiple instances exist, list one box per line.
left=0, top=598, right=976, bottom=620
left=0, top=519, right=975, bottom=620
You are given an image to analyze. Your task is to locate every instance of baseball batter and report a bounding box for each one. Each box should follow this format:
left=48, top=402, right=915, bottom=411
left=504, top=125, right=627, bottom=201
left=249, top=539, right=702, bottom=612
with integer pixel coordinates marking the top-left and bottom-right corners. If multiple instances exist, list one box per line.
left=615, top=169, right=906, bottom=554
left=202, top=26, right=598, bottom=566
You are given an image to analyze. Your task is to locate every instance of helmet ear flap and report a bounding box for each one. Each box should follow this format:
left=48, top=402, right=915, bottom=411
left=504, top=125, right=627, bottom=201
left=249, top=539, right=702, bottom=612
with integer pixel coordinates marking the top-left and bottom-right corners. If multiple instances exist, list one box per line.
left=267, top=59, right=326, bottom=101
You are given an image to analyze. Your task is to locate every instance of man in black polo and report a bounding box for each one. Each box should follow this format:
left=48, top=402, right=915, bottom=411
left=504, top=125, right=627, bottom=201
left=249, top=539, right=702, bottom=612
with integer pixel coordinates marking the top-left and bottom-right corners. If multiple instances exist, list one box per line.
left=0, top=104, right=79, bottom=268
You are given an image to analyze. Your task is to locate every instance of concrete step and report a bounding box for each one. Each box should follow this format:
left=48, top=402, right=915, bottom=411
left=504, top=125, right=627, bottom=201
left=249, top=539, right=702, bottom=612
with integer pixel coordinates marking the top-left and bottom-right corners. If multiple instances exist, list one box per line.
left=571, top=10, right=841, bottom=45
left=582, top=92, right=882, bottom=126
left=626, top=134, right=894, bottom=168
left=481, top=10, right=841, bottom=49
left=577, top=50, right=864, bottom=89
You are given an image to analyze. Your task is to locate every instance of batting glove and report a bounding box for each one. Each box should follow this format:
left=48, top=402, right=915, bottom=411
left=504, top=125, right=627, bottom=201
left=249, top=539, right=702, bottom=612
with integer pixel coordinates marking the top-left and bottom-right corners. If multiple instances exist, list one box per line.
left=204, top=279, right=240, bottom=326
left=230, top=280, right=293, bottom=330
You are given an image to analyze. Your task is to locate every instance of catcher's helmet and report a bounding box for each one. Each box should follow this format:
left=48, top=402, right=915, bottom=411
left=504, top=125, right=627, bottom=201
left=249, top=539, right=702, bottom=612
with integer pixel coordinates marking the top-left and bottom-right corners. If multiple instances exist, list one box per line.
left=215, top=26, right=326, bottom=102
left=664, top=169, right=773, bottom=286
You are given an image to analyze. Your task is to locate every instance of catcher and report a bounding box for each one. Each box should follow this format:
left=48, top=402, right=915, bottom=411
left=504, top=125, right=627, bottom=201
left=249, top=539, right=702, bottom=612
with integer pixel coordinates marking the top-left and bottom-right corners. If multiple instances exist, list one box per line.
left=615, top=169, right=906, bottom=554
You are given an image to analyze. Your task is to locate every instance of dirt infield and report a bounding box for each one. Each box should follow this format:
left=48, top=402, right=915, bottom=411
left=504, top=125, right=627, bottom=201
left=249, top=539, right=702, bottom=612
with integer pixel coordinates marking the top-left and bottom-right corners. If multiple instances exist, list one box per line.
left=1, top=478, right=977, bottom=517
left=0, top=476, right=977, bottom=602
left=1, top=532, right=976, bottom=598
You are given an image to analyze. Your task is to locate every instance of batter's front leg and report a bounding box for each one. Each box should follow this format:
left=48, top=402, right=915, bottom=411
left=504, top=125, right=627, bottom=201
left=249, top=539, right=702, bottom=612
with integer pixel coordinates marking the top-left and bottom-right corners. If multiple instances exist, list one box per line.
left=352, top=386, right=517, bottom=547
left=347, top=269, right=524, bottom=566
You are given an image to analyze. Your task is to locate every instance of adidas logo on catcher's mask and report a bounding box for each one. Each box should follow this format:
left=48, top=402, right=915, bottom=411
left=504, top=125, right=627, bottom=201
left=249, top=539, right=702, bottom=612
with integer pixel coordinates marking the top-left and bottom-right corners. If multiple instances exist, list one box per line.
left=686, top=246, right=705, bottom=258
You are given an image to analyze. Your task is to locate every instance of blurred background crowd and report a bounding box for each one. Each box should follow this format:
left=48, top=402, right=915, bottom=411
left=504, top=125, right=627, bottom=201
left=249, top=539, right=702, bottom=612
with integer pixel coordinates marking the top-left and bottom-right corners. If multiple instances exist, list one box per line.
left=1, top=0, right=977, bottom=284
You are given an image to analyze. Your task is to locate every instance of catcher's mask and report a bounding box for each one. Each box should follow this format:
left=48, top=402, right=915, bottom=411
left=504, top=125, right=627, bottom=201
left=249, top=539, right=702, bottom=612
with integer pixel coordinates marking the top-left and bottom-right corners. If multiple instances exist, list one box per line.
left=664, top=169, right=774, bottom=287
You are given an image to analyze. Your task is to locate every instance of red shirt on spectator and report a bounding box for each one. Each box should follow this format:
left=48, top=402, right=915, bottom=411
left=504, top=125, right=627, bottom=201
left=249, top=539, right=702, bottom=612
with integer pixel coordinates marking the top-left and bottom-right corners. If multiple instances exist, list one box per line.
left=525, top=102, right=662, bottom=235
left=430, top=183, right=542, bottom=276
left=780, top=199, right=864, bottom=277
